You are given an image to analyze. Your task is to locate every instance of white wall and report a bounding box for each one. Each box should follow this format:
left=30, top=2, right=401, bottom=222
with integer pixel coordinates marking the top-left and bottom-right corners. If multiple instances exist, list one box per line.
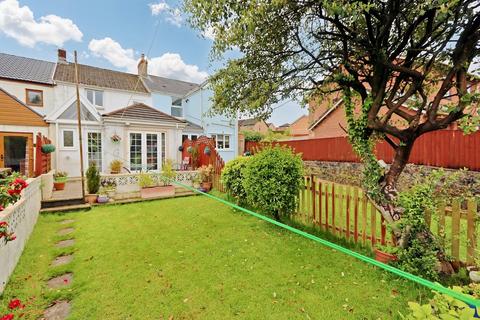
left=53, top=82, right=153, bottom=114
left=0, top=176, right=42, bottom=293
left=0, top=79, right=55, bottom=116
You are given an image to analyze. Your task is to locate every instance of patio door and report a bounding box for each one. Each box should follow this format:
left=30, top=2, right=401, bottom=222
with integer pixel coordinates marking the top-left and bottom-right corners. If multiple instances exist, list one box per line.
left=0, top=132, right=33, bottom=176
left=129, top=132, right=166, bottom=172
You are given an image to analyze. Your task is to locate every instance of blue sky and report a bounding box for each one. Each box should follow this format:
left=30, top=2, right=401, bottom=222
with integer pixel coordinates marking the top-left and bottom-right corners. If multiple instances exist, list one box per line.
left=0, top=0, right=307, bottom=125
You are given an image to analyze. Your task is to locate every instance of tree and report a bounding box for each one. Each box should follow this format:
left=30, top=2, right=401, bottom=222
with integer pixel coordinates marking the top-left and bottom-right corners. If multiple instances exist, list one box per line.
left=184, top=0, right=480, bottom=242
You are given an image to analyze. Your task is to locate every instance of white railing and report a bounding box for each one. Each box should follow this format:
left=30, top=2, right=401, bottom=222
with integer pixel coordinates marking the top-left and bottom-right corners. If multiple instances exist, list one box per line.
left=101, top=171, right=199, bottom=197
left=0, top=176, right=42, bottom=293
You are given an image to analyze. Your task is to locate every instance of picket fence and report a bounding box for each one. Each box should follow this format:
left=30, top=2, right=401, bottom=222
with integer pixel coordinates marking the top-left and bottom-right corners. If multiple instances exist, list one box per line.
left=295, top=176, right=478, bottom=264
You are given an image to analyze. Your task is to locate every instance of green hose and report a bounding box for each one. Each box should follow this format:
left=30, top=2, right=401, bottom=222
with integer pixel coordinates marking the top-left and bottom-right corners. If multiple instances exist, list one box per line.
left=173, top=181, right=480, bottom=307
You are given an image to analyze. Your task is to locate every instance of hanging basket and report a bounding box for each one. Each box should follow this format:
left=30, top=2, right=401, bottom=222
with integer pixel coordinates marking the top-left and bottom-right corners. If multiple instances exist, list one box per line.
left=111, top=134, right=122, bottom=143
left=41, top=144, right=56, bottom=154
left=178, top=145, right=184, bottom=152
left=204, top=146, right=211, bottom=155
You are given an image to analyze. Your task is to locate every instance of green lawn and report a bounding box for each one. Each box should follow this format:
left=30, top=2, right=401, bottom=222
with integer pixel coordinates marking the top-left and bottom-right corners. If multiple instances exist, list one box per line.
left=0, top=196, right=428, bottom=319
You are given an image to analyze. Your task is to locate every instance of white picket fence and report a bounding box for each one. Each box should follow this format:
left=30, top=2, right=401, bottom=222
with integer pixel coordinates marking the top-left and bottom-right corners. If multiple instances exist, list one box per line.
left=0, top=176, right=42, bottom=293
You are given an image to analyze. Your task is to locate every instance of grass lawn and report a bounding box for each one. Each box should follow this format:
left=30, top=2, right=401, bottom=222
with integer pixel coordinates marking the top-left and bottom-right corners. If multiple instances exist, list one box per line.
left=0, top=195, right=429, bottom=319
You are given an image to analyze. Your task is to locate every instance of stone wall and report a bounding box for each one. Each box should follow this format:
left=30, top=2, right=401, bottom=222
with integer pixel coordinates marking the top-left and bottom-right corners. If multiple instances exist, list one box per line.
left=304, top=161, right=480, bottom=196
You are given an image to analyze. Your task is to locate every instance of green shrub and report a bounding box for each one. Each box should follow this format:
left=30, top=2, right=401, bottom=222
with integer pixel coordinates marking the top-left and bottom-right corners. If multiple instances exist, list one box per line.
left=243, top=145, right=303, bottom=220
left=221, top=157, right=251, bottom=203
left=138, top=172, right=155, bottom=188
left=242, top=130, right=264, bottom=142
left=86, top=162, right=100, bottom=194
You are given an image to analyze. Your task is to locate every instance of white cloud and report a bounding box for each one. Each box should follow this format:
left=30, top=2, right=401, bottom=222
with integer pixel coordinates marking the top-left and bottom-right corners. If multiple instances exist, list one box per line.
left=202, top=26, right=215, bottom=40
left=88, top=37, right=208, bottom=83
left=0, top=0, right=82, bottom=47
left=149, top=1, right=183, bottom=27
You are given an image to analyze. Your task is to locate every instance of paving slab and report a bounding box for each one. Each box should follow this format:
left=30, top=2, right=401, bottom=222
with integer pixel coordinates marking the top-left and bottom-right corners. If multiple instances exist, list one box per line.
left=43, top=300, right=71, bottom=320
left=59, top=219, right=75, bottom=225
left=47, top=273, right=73, bottom=289
left=55, top=239, right=75, bottom=248
left=51, top=255, right=73, bottom=267
left=57, top=228, right=74, bottom=236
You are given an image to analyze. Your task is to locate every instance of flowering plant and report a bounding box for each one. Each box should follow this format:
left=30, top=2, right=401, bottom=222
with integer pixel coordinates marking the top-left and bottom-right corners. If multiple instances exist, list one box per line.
left=1, top=298, right=26, bottom=319
left=0, top=175, right=28, bottom=212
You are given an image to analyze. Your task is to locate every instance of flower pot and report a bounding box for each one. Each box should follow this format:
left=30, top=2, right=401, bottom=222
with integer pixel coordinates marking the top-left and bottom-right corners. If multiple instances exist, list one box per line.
left=201, top=182, right=212, bottom=192
left=85, top=194, right=98, bottom=204
left=110, top=169, right=120, bottom=174
left=374, top=249, right=397, bottom=264
left=140, top=185, right=175, bottom=199
left=97, top=195, right=109, bottom=203
left=53, top=181, right=66, bottom=191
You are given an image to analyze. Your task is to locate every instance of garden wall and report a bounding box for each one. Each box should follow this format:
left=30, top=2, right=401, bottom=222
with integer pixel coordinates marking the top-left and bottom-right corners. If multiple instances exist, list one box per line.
left=0, top=176, right=42, bottom=293
left=304, top=161, right=480, bottom=196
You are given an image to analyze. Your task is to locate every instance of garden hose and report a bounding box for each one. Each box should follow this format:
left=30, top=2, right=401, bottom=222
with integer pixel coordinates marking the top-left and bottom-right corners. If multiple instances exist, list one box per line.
left=172, top=181, right=480, bottom=307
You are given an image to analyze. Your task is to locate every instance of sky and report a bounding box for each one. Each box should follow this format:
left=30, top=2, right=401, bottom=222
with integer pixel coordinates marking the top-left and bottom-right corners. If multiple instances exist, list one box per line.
left=0, top=0, right=307, bottom=125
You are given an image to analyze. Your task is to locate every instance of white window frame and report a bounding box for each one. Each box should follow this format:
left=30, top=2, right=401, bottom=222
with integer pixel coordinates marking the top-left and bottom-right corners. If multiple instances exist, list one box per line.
left=128, top=131, right=166, bottom=172
left=171, top=98, right=183, bottom=117
left=61, top=129, right=76, bottom=150
left=211, top=134, right=232, bottom=151
left=86, top=131, right=103, bottom=172
left=86, top=88, right=104, bottom=108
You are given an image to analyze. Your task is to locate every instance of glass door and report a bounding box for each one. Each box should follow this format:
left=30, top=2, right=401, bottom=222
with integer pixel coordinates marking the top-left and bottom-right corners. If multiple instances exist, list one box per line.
left=0, top=133, right=31, bottom=176
left=129, top=132, right=164, bottom=172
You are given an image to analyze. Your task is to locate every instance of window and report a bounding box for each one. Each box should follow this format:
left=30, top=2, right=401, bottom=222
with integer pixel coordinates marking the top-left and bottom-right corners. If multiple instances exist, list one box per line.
left=171, top=98, right=182, bottom=117
left=62, top=130, right=75, bottom=148
left=182, top=134, right=198, bottom=142
left=86, top=89, right=104, bottom=107
left=26, top=89, right=43, bottom=106
left=212, top=134, right=231, bottom=150
left=130, top=133, right=142, bottom=171
left=87, top=132, right=102, bottom=170
left=129, top=132, right=165, bottom=172
left=146, top=134, right=158, bottom=171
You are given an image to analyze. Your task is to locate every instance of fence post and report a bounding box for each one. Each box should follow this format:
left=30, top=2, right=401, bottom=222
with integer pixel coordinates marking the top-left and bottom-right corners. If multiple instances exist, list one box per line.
left=311, top=175, right=316, bottom=223
left=451, top=199, right=461, bottom=261
left=467, top=199, right=477, bottom=265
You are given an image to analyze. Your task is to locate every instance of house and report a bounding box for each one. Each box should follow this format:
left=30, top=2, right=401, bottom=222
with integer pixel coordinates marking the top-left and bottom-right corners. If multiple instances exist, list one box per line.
left=0, top=50, right=238, bottom=177
left=238, top=118, right=270, bottom=134
left=0, top=53, right=53, bottom=176
left=288, top=115, right=310, bottom=139
left=140, top=55, right=238, bottom=162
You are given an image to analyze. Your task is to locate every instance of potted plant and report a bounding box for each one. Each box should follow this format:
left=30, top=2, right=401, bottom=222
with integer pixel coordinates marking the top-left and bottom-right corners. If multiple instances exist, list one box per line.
left=138, top=160, right=176, bottom=199
left=109, top=160, right=123, bottom=174
left=101, top=180, right=117, bottom=199
left=198, top=164, right=214, bottom=192
left=374, top=245, right=398, bottom=264
left=41, top=144, right=56, bottom=154
left=110, top=134, right=121, bottom=143
left=97, top=186, right=109, bottom=203
left=85, top=162, right=100, bottom=204
left=191, top=174, right=202, bottom=189
left=53, top=171, right=68, bottom=191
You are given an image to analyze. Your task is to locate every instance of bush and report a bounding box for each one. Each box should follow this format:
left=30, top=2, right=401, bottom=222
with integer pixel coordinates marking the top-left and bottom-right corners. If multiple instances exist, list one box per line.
left=243, top=145, right=303, bottom=220
left=242, top=130, right=264, bottom=142
left=86, top=162, right=100, bottom=194
left=221, top=157, right=251, bottom=203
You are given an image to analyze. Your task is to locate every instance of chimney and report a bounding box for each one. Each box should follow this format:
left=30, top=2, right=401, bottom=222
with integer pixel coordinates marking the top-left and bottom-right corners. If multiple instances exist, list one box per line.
left=57, top=49, right=67, bottom=64
left=137, top=53, right=148, bottom=77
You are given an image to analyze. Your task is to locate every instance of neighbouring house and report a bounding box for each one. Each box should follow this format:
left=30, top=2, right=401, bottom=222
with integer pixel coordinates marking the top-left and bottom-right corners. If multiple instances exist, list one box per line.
left=238, top=118, right=270, bottom=134
left=0, top=53, right=53, bottom=176
left=141, top=55, right=238, bottom=162
left=288, top=114, right=310, bottom=139
left=275, top=123, right=291, bottom=133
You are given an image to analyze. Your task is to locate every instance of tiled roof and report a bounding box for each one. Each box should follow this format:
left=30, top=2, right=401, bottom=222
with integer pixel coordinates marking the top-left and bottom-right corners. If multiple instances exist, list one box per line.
left=142, top=75, right=199, bottom=96
left=0, top=53, right=55, bottom=85
left=103, top=103, right=186, bottom=124
left=54, top=63, right=149, bottom=93
left=185, top=121, right=203, bottom=132
left=239, top=118, right=261, bottom=127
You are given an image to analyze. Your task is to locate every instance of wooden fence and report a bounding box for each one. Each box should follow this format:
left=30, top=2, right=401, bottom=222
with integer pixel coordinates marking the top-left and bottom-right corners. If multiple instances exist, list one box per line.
left=295, top=176, right=478, bottom=264
left=34, top=133, right=51, bottom=177
left=246, top=130, right=480, bottom=171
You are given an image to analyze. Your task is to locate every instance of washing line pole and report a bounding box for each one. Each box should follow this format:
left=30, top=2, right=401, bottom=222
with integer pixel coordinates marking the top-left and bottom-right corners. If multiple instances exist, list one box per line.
left=74, top=50, right=86, bottom=200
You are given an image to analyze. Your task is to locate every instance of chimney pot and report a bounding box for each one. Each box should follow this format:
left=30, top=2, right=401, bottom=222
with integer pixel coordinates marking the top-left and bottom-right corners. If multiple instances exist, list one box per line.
left=58, top=49, right=67, bottom=64
left=138, top=53, right=148, bottom=77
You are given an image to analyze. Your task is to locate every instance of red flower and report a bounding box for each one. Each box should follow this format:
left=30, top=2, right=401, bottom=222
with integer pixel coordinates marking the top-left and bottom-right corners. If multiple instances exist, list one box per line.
left=0, top=206, right=4, bottom=212
left=8, top=299, right=23, bottom=310
left=6, top=233, right=16, bottom=242
left=0, top=222, right=7, bottom=227
left=0, top=314, right=14, bottom=320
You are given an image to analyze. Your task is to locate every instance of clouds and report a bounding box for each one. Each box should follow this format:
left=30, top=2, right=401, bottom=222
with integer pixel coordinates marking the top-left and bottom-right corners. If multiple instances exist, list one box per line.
left=0, top=0, right=82, bottom=47
left=149, top=1, right=183, bottom=27
left=88, top=37, right=208, bottom=83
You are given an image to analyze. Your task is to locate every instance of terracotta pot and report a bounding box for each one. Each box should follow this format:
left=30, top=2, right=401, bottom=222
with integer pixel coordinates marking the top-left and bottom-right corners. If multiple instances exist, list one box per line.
left=54, top=181, right=65, bottom=191
left=140, top=185, right=175, bottom=199
left=85, top=194, right=98, bottom=204
left=110, top=169, right=120, bottom=174
left=374, top=249, right=397, bottom=264
left=201, top=182, right=212, bottom=192
left=97, top=195, right=109, bottom=203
